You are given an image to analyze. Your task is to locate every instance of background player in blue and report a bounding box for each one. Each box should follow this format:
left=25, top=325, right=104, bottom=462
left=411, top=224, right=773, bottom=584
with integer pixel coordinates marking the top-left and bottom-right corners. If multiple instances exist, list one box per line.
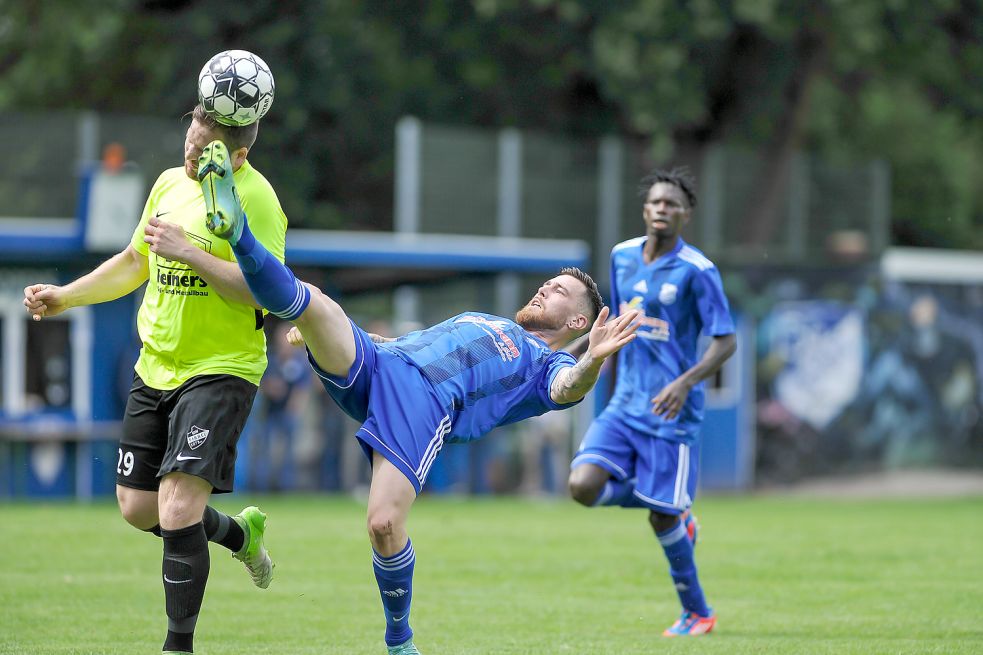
left=195, top=139, right=640, bottom=655
left=568, top=167, right=737, bottom=637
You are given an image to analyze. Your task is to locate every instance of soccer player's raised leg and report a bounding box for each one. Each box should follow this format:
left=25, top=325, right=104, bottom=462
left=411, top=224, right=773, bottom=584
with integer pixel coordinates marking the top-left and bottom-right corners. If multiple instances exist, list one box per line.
left=568, top=463, right=646, bottom=509
left=198, top=140, right=355, bottom=377
left=570, top=466, right=698, bottom=545
left=368, top=452, right=422, bottom=655
left=197, top=140, right=308, bottom=319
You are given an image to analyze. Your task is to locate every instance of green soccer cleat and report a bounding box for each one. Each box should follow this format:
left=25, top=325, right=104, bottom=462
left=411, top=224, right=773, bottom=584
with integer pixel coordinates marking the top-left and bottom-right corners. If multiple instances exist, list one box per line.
left=387, top=639, right=422, bottom=655
left=233, top=506, right=274, bottom=589
left=197, top=140, right=244, bottom=243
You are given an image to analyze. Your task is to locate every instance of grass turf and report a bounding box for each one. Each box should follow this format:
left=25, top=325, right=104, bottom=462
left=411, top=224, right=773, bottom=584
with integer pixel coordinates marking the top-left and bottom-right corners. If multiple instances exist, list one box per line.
left=1, top=494, right=981, bottom=654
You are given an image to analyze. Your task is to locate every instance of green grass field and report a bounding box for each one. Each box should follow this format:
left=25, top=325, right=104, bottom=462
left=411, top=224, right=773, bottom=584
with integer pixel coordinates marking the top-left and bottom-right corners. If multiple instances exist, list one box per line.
left=2, top=494, right=981, bottom=654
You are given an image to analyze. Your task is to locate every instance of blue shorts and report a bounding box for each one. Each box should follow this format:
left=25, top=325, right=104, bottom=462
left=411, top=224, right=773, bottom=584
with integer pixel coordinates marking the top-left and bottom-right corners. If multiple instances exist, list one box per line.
left=571, top=413, right=699, bottom=514
left=308, top=321, right=451, bottom=494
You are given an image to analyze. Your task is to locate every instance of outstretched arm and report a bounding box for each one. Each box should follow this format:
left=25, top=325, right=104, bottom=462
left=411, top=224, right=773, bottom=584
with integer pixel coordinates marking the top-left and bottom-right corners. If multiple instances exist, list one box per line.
left=143, top=216, right=260, bottom=307
left=549, top=307, right=639, bottom=405
left=651, top=333, right=737, bottom=419
left=23, top=245, right=148, bottom=320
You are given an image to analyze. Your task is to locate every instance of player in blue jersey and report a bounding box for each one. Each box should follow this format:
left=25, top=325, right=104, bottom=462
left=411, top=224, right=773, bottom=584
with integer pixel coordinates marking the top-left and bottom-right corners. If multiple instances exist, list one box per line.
left=568, top=167, right=737, bottom=637
left=195, top=140, right=640, bottom=655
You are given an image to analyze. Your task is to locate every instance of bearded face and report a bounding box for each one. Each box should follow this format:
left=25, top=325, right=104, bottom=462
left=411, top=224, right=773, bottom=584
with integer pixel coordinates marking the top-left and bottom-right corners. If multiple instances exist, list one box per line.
left=515, top=295, right=566, bottom=331
left=515, top=274, right=590, bottom=334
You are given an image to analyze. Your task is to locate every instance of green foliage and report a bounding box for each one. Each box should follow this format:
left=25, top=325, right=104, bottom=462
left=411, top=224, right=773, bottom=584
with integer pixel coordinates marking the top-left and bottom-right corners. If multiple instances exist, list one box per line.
left=1, top=495, right=982, bottom=654
left=0, top=0, right=980, bottom=246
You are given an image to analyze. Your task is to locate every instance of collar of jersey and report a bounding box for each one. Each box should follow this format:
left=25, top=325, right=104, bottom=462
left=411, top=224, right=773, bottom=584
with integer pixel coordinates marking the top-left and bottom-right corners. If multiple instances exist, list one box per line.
left=640, top=236, right=686, bottom=268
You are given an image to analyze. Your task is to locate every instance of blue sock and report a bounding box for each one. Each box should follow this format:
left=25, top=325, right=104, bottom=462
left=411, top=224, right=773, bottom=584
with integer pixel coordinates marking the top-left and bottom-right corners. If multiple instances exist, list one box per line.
left=657, top=521, right=710, bottom=617
left=230, top=213, right=310, bottom=320
left=373, top=539, right=415, bottom=647
left=593, top=478, right=646, bottom=508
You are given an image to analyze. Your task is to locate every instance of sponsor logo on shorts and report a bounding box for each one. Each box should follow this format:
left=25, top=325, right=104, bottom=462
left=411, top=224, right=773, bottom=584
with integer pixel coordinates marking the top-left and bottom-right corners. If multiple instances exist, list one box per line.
left=187, top=425, right=210, bottom=450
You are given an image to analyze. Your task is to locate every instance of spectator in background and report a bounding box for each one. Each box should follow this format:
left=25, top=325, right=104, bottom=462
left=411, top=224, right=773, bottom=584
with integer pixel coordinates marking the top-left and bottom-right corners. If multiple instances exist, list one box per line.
left=303, top=380, right=349, bottom=491
left=252, top=320, right=312, bottom=491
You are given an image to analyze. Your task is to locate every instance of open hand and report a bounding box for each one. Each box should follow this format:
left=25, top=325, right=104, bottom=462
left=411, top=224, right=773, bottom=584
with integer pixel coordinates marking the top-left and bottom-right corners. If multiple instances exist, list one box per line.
left=587, top=306, right=640, bottom=361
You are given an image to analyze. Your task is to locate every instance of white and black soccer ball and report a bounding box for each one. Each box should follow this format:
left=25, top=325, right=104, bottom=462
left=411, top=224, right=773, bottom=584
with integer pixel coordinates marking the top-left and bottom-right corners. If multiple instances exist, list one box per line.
left=197, top=50, right=275, bottom=127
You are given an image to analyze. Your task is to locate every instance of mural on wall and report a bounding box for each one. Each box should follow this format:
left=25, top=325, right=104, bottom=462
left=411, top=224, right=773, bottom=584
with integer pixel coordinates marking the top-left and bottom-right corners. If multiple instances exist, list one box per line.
left=763, top=301, right=865, bottom=432
left=731, top=266, right=983, bottom=484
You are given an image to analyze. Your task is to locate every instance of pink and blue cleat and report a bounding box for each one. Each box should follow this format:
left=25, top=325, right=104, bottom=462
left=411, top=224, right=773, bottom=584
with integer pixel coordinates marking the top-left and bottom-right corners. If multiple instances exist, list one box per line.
left=663, top=610, right=716, bottom=637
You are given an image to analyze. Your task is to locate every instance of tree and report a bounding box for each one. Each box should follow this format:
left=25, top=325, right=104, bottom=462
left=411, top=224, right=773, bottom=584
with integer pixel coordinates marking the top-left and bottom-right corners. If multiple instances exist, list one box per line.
left=1, top=0, right=980, bottom=248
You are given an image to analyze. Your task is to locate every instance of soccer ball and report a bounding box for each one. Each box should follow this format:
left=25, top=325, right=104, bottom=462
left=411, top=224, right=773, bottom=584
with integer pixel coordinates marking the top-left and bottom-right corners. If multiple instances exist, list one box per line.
left=197, top=50, right=275, bottom=127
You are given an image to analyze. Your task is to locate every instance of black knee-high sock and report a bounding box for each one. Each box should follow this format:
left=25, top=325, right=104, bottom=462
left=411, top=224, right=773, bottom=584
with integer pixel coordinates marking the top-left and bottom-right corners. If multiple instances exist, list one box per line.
left=144, top=507, right=245, bottom=554
left=202, top=506, right=245, bottom=553
left=161, top=523, right=210, bottom=653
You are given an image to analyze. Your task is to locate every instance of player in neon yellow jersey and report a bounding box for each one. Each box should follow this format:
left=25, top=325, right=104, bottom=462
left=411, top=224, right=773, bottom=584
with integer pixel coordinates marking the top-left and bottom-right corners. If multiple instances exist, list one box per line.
left=23, top=104, right=285, bottom=655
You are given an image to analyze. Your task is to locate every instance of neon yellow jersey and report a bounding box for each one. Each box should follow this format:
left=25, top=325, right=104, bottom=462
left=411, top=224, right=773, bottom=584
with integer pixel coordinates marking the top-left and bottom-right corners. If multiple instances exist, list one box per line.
left=131, top=160, right=287, bottom=390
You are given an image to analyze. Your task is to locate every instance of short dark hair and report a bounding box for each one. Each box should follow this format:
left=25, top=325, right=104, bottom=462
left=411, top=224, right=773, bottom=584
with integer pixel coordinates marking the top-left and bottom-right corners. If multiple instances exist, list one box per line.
left=190, top=105, right=259, bottom=152
left=560, top=266, right=603, bottom=324
left=639, top=166, right=698, bottom=209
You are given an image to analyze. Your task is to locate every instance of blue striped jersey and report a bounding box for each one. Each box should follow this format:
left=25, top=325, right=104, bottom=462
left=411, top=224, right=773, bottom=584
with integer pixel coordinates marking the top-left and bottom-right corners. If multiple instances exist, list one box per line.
left=379, top=312, right=579, bottom=442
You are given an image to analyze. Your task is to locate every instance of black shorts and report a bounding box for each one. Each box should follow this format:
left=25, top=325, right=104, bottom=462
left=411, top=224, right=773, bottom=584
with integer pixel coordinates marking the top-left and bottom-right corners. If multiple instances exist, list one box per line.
left=116, top=373, right=258, bottom=494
